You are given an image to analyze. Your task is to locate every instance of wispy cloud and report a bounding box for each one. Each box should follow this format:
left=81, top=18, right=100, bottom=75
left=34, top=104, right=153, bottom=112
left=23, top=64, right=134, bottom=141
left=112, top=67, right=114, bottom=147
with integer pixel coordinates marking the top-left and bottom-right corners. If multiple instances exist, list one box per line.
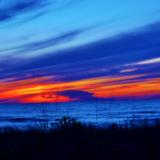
left=1, top=21, right=160, bottom=77
left=120, top=68, right=137, bottom=73
left=0, top=0, right=47, bottom=22
left=0, top=74, right=159, bottom=103
left=0, top=0, right=160, bottom=103
left=133, top=57, right=160, bottom=65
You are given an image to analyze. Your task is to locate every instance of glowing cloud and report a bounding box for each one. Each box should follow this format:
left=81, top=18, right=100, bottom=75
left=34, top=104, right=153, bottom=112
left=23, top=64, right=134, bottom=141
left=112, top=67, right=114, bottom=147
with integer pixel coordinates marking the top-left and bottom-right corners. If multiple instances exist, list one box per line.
left=135, top=57, right=160, bottom=65
left=0, top=0, right=160, bottom=103
left=0, top=74, right=159, bottom=103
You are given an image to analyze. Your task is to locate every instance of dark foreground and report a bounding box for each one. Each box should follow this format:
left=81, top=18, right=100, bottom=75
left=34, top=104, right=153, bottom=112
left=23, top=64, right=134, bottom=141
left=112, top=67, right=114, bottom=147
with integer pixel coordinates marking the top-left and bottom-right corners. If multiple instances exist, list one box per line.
left=1, top=118, right=160, bottom=160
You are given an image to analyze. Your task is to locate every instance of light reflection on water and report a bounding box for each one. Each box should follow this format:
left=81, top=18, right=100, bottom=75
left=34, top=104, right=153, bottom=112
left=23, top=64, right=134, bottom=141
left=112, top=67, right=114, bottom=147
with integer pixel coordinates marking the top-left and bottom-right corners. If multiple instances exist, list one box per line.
left=0, top=100, right=159, bottom=127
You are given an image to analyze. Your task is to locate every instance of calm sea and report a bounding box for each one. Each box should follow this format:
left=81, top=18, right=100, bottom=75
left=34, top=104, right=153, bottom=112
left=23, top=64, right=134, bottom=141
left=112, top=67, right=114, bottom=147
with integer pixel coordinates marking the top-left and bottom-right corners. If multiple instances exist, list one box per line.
left=0, top=100, right=160, bottom=128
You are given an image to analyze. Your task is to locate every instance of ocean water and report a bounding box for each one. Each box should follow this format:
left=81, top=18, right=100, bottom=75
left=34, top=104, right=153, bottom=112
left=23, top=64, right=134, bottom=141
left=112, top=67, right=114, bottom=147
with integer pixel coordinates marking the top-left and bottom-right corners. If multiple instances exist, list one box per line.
left=0, top=100, right=160, bottom=128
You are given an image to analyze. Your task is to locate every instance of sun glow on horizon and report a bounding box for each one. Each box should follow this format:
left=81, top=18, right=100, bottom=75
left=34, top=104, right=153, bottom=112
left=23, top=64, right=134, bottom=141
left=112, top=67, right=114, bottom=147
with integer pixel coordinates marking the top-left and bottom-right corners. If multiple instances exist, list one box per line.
left=0, top=74, right=159, bottom=103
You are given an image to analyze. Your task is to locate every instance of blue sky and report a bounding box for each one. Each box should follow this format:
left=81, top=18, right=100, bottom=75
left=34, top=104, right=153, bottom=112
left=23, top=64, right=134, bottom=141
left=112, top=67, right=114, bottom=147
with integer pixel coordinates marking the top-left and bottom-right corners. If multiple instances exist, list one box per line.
left=1, top=0, right=160, bottom=57
left=0, top=0, right=160, bottom=103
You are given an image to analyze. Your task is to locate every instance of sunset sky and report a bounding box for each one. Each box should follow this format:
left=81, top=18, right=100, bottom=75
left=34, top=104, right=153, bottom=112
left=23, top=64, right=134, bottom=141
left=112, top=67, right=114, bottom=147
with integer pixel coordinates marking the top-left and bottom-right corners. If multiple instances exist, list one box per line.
left=0, top=0, right=160, bottom=103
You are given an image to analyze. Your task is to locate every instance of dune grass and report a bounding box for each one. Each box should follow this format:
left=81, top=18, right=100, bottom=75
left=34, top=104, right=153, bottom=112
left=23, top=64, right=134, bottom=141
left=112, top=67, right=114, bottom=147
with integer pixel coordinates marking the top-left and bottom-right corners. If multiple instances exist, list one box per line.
left=0, top=117, right=160, bottom=160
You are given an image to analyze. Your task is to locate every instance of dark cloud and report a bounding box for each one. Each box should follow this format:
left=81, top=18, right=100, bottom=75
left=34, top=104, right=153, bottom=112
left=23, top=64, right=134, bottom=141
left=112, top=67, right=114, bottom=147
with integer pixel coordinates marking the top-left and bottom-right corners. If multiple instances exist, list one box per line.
left=58, top=90, right=97, bottom=101
left=0, top=11, right=11, bottom=21
left=0, top=25, right=90, bottom=54
left=0, top=21, right=160, bottom=82
left=18, top=30, right=85, bottom=53
left=0, top=0, right=47, bottom=22
left=0, top=0, right=78, bottom=23
left=23, top=21, right=160, bottom=70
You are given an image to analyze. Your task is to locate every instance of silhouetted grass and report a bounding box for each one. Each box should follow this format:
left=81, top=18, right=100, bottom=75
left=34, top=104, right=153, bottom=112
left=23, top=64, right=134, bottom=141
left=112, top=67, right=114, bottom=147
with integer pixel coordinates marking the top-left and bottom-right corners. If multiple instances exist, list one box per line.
left=0, top=117, right=160, bottom=160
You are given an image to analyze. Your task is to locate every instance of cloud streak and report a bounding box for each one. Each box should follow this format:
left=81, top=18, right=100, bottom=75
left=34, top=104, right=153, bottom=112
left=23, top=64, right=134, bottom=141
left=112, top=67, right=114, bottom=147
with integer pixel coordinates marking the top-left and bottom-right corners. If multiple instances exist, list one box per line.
left=0, top=0, right=47, bottom=22
left=0, top=0, right=160, bottom=103
left=0, top=74, right=159, bottom=103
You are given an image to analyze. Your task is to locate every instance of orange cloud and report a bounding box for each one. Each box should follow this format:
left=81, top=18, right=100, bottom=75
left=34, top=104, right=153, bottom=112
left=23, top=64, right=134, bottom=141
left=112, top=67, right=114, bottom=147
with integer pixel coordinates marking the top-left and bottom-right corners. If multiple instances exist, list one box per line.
left=90, top=78, right=160, bottom=99
left=0, top=74, right=159, bottom=103
left=20, top=94, right=72, bottom=103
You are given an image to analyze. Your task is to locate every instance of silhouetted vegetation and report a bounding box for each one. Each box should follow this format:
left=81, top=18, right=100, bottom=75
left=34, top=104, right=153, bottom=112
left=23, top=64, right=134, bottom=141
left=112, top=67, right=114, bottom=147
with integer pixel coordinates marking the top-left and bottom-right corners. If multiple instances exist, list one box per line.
left=0, top=117, right=160, bottom=160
